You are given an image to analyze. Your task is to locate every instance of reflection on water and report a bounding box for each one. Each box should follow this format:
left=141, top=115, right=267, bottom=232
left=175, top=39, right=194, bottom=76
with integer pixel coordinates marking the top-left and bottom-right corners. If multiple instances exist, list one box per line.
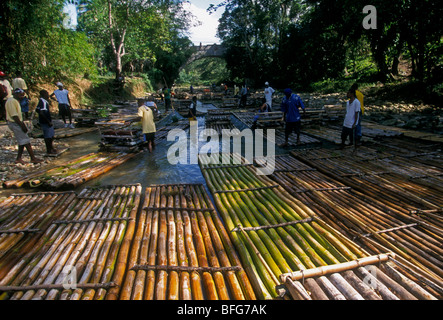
left=1, top=104, right=280, bottom=199
left=80, top=116, right=207, bottom=191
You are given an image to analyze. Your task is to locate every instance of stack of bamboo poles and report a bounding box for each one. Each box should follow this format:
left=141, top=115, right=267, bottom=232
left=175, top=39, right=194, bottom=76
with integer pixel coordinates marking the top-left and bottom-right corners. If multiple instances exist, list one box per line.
left=153, top=121, right=191, bottom=145
left=120, top=183, right=256, bottom=300
left=232, top=111, right=321, bottom=146
left=262, top=153, right=443, bottom=298
left=199, top=153, right=422, bottom=300
left=0, top=184, right=141, bottom=300
left=2, top=152, right=137, bottom=190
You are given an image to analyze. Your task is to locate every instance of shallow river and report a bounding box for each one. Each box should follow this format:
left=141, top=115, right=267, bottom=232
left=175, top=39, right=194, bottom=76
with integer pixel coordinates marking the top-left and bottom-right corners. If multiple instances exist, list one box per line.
left=0, top=104, right=286, bottom=198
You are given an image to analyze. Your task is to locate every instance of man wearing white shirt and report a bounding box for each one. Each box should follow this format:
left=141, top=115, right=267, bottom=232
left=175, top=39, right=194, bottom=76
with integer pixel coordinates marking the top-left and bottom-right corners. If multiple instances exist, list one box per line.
left=50, top=82, right=74, bottom=128
left=340, top=89, right=361, bottom=148
left=264, top=82, right=275, bottom=111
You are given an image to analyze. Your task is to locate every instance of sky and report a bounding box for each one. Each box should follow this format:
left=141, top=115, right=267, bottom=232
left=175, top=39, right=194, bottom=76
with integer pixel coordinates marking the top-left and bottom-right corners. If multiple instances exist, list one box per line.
left=63, top=1, right=224, bottom=44
left=184, top=0, right=225, bottom=45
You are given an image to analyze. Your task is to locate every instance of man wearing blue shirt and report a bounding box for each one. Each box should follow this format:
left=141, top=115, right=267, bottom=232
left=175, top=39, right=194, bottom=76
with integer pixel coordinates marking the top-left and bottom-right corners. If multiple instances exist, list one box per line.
left=280, top=88, right=306, bottom=147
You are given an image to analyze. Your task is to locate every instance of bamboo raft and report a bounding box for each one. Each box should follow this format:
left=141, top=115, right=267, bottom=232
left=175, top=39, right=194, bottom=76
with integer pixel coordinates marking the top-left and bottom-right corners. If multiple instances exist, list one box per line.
left=205, top=122, right=236, bottom=136
left=232, top=111, right=321, bottom=146
left=198, top=153, right=440, bottom=300
left=120, top=183, right=256, bottom=300
left=2, top=152, right=137, bottom=190
left=153, top=121, right=191, bottom=144
left=291, top=147, right=443, bottom=209
left=0, top=185, right=142, bottom=300
left=205, top=109, right=236, bottom=135
left=266, top=152, right=443, bottom=291
left=33, top=127, right=98, bottom=139
left=363, top=121, right=443, bottom=143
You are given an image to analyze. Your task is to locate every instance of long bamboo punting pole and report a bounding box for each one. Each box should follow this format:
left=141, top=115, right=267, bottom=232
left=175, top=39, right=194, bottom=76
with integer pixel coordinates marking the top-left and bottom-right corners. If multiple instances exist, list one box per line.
left=280, top=253, right=395, bottom=283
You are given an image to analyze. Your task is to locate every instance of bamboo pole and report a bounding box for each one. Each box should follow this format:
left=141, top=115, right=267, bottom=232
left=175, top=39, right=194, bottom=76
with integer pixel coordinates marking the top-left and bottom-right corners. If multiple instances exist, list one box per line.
left=166, top=186, right=179, bottom=300
left=144, top=188, right=160, bottom=300
left=195, top=184, right=254, bottom=300
left=200, top=164, right=273, bottom=299
left=280, top=253, right=395, bottom=283
left=180, top=191, right=204, bottom=300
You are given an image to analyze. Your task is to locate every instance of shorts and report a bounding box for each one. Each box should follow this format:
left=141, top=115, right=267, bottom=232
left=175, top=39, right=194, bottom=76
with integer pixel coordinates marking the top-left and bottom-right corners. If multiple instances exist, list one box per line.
left=58, top=104, right=71, bottom=117
left=285, top=121, right=301, bottom=136
left=144, top=132, right=155, bottom=143
left=8, top=122, right=31, bottom=146
left=41, top=123, right=55, bottom=139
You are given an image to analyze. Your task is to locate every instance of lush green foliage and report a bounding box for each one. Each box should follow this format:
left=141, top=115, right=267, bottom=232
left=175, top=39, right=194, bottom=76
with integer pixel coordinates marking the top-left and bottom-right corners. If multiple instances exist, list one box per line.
left=79, top=0, right=194, bottom=86
left=1, top=0, right=440, bottom=97
left=178, top=57, right=229, bottom=86
left=214, top=0, right=443, bottom=89
left=1, top=0, right=195, bottom=90
left=0, top=0, right=97, bottom=82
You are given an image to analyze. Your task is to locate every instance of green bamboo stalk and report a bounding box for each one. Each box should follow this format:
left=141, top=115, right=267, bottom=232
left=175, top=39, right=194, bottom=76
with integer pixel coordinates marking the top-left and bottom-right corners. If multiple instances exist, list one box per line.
left=200, top=163, right=272, bottom=299
left=201, top=160, right=277, bottom=298
left=195, top=185, right=257, bottom=300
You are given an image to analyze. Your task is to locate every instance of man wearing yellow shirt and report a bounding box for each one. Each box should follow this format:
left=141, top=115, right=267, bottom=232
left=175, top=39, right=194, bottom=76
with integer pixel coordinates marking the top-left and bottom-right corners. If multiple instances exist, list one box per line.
left=137, top=98, right=157, bottom=153
left=12, top=71, right=30, bottom=119
left=351, top=83, right=364, bottom=145
left=6, top=88, right=43, bottom=164
left=12, top=71, right=28, bottom=93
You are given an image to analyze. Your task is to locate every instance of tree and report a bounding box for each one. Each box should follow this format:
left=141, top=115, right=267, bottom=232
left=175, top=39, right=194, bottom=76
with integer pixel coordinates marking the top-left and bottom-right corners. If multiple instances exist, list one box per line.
left=0, top=0, right=97, bottom=81
left=81, top=0, right=194, bottom=82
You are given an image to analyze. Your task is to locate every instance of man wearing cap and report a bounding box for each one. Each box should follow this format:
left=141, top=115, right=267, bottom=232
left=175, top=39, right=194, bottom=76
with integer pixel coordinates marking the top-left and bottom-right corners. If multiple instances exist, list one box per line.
left=50, top=82, right=74, bottom=128
left=36, top=90, right=57, bottom=155
left=137, top=98, right=157, bottom=153
left=264, top=82, right=275, bottom=111
left=0, top=71, right=13, bottom=121
left=5, top=88, right=43, bottom=164
left=12, top=71, right=30, bottom=119
left=280, top=88, right=306, bottom=147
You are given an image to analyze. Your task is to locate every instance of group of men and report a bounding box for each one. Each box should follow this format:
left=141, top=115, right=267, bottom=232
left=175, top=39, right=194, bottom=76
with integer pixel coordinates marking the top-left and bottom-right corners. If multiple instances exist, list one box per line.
left=251, top=81, right=364, bottom=148
left=250, top=81, right=306, bottom=146
left=1, top=70, right=75, bottom=164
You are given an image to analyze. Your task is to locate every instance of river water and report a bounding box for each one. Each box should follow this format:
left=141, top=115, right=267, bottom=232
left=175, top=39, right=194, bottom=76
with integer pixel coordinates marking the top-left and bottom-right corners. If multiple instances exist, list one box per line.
left=0, top=103, right=288, bottom=198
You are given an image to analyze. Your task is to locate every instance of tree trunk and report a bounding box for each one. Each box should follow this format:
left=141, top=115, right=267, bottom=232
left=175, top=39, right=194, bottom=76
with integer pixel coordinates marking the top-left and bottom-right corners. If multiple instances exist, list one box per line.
left=107, top=0, right=127, bottom=80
